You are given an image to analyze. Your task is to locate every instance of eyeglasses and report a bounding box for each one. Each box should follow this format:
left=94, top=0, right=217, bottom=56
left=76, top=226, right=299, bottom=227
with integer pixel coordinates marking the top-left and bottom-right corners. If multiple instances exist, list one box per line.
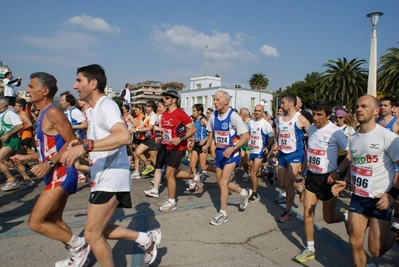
left=146, top=104, right=151, bottom=107
left=336, top=116, right=344, bottom=119
left=163, top=96, right=171, bottom=100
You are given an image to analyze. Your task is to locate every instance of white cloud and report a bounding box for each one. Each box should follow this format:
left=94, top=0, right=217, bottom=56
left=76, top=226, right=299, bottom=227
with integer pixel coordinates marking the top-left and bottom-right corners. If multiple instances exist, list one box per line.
left=151, top=24, right=258, bottom=63
left=66, top=14, right=121, bottom=34
left=259, top=44, right=279, bottom=58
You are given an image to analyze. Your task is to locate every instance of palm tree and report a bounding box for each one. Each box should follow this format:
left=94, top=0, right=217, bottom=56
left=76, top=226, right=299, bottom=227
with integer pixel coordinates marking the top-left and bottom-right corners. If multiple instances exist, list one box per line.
left=315, top=57, right=368, bottom=109
left=378, top=44, right=399, bottom=98
left=249, top=72, right=269, bottom=89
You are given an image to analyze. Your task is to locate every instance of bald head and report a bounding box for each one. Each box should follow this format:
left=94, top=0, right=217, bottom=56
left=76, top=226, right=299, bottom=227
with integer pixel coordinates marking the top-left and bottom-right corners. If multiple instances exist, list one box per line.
left=357, top=95, right=379, bottom=109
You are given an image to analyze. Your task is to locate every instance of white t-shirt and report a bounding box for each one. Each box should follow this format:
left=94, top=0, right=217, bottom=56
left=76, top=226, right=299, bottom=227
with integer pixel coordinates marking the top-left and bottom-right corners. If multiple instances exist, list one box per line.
left=248, top=118, right=273, bottom=154
left=307, top=122, right=348, bottom=174
left=84, top=107, right=93, bottom=124
left=206, top=108, right=248, bottom=135
left=88, top=96, right=130, bottom=192
left=349, top=124, right=399, bottom=198
left=123, top=88, right=131, bottom=104
left=3, top=78, right=18, bottom=97
left=338, top=124, right=356, bottom=138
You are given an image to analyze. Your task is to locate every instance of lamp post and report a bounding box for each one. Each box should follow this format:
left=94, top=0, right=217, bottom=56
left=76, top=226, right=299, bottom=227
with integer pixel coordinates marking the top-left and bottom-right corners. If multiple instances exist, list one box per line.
left=366, top=11, right=383, bottom=97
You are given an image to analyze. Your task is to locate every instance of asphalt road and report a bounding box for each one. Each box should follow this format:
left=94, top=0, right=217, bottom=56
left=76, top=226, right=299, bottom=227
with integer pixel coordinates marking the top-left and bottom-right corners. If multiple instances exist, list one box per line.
left=0, top=163, right=398, bottom=267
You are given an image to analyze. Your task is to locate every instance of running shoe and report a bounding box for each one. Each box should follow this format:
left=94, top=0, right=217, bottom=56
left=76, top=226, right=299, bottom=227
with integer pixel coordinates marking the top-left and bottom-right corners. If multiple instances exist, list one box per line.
left=392, top=216, right=399, bottom=230
left=275, top=193, right=286, bottom=204
left=55, top=237, right=90, bottom=267
left=209, top=212, right=228, bottom=226
left=78, top=174, right=88, bottom=183
left=131, top=171, right=141, bottom=179
left=144, top=188, right=159, bottom=198
left=239, top=189, right=252, bottom=210
left=159, top=200, right=177, bottom=212
left=141, top=228, right=162, bottom=265
left=242, top=172, right=251, bottom=182
left=19, top=180, right=35, bottom=190
left=278, top=210, right=293, bottom=222
left=142, top=165, right=155, bottom=175
left=248, top=192, right=261, bottom=203
left=294, top=248, right=315, bottom=263
left=1, top=180, right=20, bottom=191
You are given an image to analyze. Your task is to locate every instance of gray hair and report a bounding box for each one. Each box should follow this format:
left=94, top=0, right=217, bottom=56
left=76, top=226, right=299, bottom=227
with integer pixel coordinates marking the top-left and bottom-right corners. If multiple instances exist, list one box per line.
left=240, top=108, right=250, bottom=116
left=30, top=72, right=58, bottom=99
left=215, top=90, right=230, bottom=102
left=0, top=97, right=9, bottom=106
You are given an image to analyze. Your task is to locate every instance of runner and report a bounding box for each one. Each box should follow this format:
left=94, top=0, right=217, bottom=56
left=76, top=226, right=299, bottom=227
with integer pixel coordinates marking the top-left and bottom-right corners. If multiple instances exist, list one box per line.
left=61, top=64, right=161, bottom=266
left=276, top=94, right=310, bottom=222
left=332, top=95, right=399, bottom=267
left=248, top=104, right=274, bottom=202
left=10, top=72, right=90, bottom=267
left=203, top=90, right=252, bottom=226
left=294, top=99, right=350, bottom=263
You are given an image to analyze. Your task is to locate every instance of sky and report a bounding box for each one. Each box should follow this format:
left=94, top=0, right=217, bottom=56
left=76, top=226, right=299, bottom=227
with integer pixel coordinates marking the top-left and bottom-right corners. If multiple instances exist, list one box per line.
left=1, top=1, right=398, bottom=97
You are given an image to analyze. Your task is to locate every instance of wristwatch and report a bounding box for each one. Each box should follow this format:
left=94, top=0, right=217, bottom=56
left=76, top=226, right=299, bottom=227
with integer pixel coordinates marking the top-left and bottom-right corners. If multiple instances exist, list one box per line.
left=136, top=128, right=139, bottom=132
left=48, top=159, right=55, bottom=168
left=233, top=145, right=237, bottom=150
left=335, top=168, right=341, bottom=174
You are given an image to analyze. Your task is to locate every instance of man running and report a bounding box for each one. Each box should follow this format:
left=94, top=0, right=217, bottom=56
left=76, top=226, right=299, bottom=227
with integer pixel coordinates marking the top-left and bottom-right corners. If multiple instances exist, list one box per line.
left=276, top=94, right=310, bottom=222
left=11, top=72, right=90, bottom=267
left=61, top=64, right=161, bottom=266
left=248, top=104, right=274, bottom=202
left=203, top=90, right=252, bottom=226
left=294, top=99, right=350, bottom=262
left=332, top=95, right=399, bottom=267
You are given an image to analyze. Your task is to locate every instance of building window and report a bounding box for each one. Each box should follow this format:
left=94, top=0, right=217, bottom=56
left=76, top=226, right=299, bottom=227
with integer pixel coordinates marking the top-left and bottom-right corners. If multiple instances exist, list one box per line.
left=209, top=83, right=212, bottom=87
left=185, top=97, right=189, bottom=108
left=197, top=96, right=203, bottom=104
left=196, top=83, right=202, bottom=89
left=251, top=97, right=255, bottom=108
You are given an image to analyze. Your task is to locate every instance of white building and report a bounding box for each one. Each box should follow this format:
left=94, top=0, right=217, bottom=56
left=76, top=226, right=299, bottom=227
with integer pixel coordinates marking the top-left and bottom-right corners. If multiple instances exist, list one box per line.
left=181, top=76, right=273, bottom=116
left=104, top=86, right=120, bottom=99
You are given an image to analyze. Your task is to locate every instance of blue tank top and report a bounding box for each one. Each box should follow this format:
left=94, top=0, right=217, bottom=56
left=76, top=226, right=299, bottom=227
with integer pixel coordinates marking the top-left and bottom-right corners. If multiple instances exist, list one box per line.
left=193, top=116, right=208, bottom=142
left=213, top=109, right=239, bottom=149
left=376, top=116, right=397, bottom=132
left=37, top=104, right=77, bottom=186
left=64, top=107, right=83, bottom=139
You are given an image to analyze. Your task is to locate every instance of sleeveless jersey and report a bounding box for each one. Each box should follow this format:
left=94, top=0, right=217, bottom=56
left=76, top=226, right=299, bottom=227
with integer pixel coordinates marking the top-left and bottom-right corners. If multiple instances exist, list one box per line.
left=248, top=118, right=273, bottom=154
left=36, top=104, right=78, bottom=191
left=307, top=122, right=348, bottom=174
left=193, top=115, right=208, bottom=142
left=277, top=112, right=305, bottom=153
left=143, top=112, right=159, bottom=139
left=213, top=109, right=240, bottom=149
left=123, top=113, right=133, bottom=131
left=349, top=124, right=399, bottom=198
left=376, top=116, right=397, bottom=132
left=134, top=113, right=145, bottom=140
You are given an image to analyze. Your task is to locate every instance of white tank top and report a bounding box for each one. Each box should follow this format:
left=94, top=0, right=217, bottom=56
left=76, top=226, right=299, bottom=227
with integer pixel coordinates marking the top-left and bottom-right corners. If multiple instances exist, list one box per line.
left=277, top=112, right=300, bottom=153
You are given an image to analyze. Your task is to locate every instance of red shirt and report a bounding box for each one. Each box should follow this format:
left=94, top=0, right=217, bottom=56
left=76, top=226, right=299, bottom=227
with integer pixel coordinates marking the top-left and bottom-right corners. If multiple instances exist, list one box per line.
left=161, top=108, right=192, bottom=151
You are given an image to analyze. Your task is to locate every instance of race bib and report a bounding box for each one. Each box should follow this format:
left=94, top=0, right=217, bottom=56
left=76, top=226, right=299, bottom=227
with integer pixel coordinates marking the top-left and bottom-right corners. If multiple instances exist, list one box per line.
left=279, top=133, right=293, bottom=150
left=249, top=135, right=263, bottom=153
left=162, top=129, right=172, bottom=144
left=307, top=148, right=327, bottom=173
left=214, top=130, right=230, bottom=147
left=351, top=165, right=373, bottom=197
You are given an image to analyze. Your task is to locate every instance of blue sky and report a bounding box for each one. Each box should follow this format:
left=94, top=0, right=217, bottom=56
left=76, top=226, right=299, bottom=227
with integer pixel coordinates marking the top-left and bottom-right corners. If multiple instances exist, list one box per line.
left=1, top=1, right=398, bottom=97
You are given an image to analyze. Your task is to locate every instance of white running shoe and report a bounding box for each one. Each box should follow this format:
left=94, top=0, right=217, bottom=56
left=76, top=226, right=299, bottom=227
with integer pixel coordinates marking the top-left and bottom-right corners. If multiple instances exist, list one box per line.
left=1, top=180, right=20, bottom=191
left=55, top=237, right=90, bottom=267
left=141, top=228, right=162, bottom=265
left=131, top=171, right=141, bottom=179
left=144, top=188, right=159, bottom=198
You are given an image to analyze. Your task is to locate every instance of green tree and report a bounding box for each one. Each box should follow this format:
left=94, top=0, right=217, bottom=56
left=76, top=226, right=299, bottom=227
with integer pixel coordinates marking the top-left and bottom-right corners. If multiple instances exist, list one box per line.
left=249, top=72, right=269, bottom=89
left=378, top=43, right=399, bottom=99
left=315, top=57, right=367, bottom=110
left=284, top=72, right=320, bottom=108
left=162, top=81, right=185, bottom=90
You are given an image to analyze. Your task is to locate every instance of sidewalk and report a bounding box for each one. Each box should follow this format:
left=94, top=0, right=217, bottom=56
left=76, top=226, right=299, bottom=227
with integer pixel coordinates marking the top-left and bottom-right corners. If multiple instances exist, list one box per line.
left=0, top=166, right=398, bottom=266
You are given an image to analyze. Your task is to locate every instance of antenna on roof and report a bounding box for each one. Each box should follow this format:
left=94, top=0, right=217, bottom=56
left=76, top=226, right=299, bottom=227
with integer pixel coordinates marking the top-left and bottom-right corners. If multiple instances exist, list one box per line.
left=204, top=45, right=208, bottom=76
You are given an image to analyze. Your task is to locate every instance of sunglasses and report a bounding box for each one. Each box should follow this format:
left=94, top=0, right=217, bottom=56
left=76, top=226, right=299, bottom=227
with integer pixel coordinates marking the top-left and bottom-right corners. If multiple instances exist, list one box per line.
left=336, top=116, right=344, bottom=119
left=163, top=96, right=171, bottom=100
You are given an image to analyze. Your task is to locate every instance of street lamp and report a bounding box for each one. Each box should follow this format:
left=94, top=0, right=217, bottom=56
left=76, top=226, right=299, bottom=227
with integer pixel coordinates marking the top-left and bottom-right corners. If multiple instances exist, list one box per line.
left=366, top=11, right=383, bottom=97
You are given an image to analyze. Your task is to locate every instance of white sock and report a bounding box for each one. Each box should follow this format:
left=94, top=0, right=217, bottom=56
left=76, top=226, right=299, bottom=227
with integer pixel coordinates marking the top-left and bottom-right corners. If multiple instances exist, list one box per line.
left=193, top=174, right=199, bottom=181
left=344, top=212, right=348, bottom=222
left=67, top=235, right=83, bottom=248
left=202, top=170, right=207, bottom=174
left=307, top=241, right=315, bottom=252
left=136, top=232, right=150, bottom=246
left=168, top=198, right=176, bottom=204
left=220, top=210, right=227, bottom=216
